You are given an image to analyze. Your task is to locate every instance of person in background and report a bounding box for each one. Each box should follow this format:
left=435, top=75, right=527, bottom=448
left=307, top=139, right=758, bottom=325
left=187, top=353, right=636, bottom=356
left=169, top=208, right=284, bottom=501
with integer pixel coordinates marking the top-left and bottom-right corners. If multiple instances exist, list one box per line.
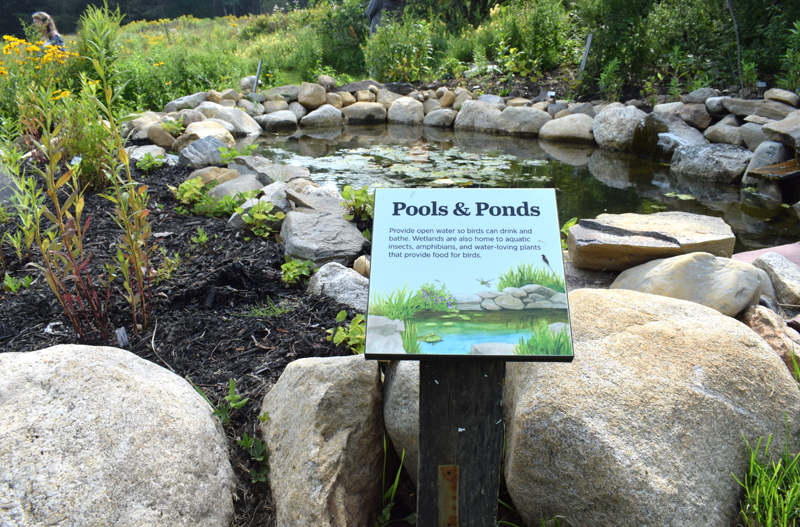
left=31, top=11, right=65, bottom=51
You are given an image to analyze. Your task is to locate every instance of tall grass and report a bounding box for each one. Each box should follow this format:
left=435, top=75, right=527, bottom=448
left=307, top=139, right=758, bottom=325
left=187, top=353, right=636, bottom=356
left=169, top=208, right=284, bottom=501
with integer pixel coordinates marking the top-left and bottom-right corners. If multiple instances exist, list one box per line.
left=497, top=261, right=565, bottom=293
left=514, top=320, right=571, bottom=356
left=401, top=320, right=422, bottom=354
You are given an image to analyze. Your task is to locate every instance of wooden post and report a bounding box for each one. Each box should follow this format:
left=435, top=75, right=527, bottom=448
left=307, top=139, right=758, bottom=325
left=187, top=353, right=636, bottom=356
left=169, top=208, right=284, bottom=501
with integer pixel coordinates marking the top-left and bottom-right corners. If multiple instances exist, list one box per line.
left=417, top=360, right=505, bottom=527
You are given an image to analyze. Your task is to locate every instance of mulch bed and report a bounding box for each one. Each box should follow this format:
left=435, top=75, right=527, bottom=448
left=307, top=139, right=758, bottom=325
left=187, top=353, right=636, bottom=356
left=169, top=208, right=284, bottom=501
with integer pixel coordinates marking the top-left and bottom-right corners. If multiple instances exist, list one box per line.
left=0, top=161, right=360, bottom=525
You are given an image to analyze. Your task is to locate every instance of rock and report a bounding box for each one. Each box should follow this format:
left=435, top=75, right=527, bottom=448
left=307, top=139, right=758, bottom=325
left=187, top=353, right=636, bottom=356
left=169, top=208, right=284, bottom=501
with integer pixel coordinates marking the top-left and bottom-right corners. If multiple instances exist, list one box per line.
left=335, top=80, right=382, bottom=93
left=682, top=87, right=717, bottom=104
left=546, top=102, right=567, bottom=118
left=743, top=140, right=792, bottom=185
left=177, top=109, right=205, bottom=127
left=554, top=109, right=571, bottom=119
left=239, top=75, right=260, bottom=92
left=288, top=101, right=307, bottom=120
left=653, top=101, right=684, bottom=116
left=539, top=141, right=593, bottom=165
left=453, top=100, right=501, bottom=133
left=384, top=82, right=415, bottom=95
left=147, top=123, right=176, bottom=151
left=722, top=97, right=762, bottom=116
left=341, top=102, right=387, bottom=124
left=631, top=112, right=706, bottom=162
left=325, top=92, right=343, bottom=109
left=317, top=74, right=337, bottom=91
left=677, top=103, right=712, bottom=130
left=356, top=89, right=376, bottom=102
left=740, top=122, right=770, bottom=151
left=229, top=155, right=309, bottom=185
left=178, top=135, right=226, bottom=168
left=610, top=252, right=761, bottom=316
left=164, top=91, right=208, bottom=113
left=439, top=90, right=456, bottom=108
left=753, top=252, right=800, bottom=306
left=124, top=111, right=163, bottom=138
left=339, top=91, right=356, bottom=107
left=704, top=118, right=744, bottom=146
left=383, top=361, right=420, bottom=482
left=452, top=91, right=473, bottom=109
left=255, top=110, right=298, bottom=132
left=592, top=106, right=646, bottom=152
left=300, top=105, right=347, bottom=128
left=496, top=107, right=552, bottom=136
left=763, top=115, right=800, bottom=151
left=705, top=96, right=730, bottom=114
left=220, top=88, right=239, bottom=102
left=262, top=99, right=290, bottom=114
left=125, top=144, right=166, bottom=164
left=423, top=109, right=457, bottom=128
left=206, top=90, right=222, bottom=104
left=184, top=121, right=235, bottom=148
left=494, top=294, right=524, bottom=309
left=506, top=98, right=530, bottom=107
left=568, top=102, right=595, bottom=118
left=194, top=102, right=262, bottom=136
left=227, top=180, right=291, bottom=230
left=756, top=100, right=797, bottom=121
left=671, top=143, right=753, bottom=183
left=740, top=305, right=800, bottom=373
left=387, top=97, right=424, bottom=125
left=298, top=82, right=327, bottom=110
left=307, top=262, right=369, bottom=313
left=261, top=355, right=383, bottom=527
left=207, top=173, right=262, bottom=200
left=567, top=211, right=736, bottom=271
left=237, top=98, right=256, bottom=115
left=281, top=210, right=368, bottom=266
left=268, top=84, right=301, bottom=102
left=0, top=345, right=234, bottom=526
left=189, top=166, right=240, bottom=186
left=765, top=88, right=799, bottom=108
left=376, top=89, right=403, bottom=110
left=353, top=255, right=370, bottom=278
left=744, top=114, right=774, bottom=125
left=538, top=114, right=595, bottom=145
left=422, top=98, right=441, bottom=115
left=504, top=289, right=800, bottom=527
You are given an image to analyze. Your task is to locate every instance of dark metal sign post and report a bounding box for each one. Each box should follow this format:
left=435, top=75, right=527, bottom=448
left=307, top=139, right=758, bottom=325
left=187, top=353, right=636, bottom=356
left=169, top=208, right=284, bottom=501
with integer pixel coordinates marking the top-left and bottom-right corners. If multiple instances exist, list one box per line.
left=578, top=33, right=593, bottom=80
left=417, top=361, right=505, bottom=527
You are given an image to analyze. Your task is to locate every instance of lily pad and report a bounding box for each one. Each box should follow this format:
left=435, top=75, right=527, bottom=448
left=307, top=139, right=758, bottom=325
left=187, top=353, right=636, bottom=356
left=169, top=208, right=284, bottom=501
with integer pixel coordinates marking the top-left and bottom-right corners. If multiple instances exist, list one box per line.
left=425, top=323, right=438, bottom=327
left=442, top=322, right=455, bottom=327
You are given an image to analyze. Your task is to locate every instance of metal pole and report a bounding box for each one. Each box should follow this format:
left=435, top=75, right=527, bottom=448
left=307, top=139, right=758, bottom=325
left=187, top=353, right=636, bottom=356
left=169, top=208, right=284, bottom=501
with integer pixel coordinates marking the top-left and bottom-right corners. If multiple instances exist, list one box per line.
left=252, top=59, right=263, bottom=96
left=578, top=33, right=593, bottom=81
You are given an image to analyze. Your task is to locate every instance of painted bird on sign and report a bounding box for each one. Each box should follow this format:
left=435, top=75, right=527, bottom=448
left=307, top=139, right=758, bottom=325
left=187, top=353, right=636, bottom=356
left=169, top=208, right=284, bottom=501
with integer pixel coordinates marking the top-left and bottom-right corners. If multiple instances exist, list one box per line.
left=542, top=254, right=555, bottom=275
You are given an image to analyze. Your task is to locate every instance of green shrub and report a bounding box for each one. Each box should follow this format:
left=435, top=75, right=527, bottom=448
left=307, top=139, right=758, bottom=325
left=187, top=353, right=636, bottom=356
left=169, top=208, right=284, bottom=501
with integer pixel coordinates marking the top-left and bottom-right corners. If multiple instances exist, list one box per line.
left=362, top=15, right=435, bottom=83
left=778, top=20, right=800, bottom=93
left=71, top=2, right=125, bottom=83
left=598, top=57, right=624, bottom=102
left=326, top=310, right=366, bottom=354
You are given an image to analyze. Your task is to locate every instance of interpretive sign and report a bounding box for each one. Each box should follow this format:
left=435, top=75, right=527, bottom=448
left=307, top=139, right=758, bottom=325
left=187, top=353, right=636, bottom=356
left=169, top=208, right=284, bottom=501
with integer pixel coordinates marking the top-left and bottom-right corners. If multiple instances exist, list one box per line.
left=365, top=188, right=573, bottom=361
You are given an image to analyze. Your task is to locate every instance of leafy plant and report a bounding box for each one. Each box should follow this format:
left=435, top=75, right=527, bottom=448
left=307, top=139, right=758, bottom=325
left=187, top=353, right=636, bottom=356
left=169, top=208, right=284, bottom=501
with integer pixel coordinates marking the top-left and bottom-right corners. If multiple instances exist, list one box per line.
left=213, top=379, right=250, bottom=426
left=598, top=57, right=623, bottom=102
left=497, top=261, right=565, bottom=293
left=218, top=144, right=258, bottom=165
left=741, top=60, right=758, bottom=92
left=237, top=201, right=285, bottom=237
left=340, top=185, right=374, bottom=222
left=8, top=171, right=46, bottom=262
left=172, top=177, right=257, bottom=218
left=667, top=77, right=683, bottom=102
left=160, top=119, right=185, bottom=137
left=238, top=432, right=270, bottom=483
left=191, top=227, right=209, bottom=248
left=241, top=296, right=294, bottom=318
left=326, top=310, right=366, bottom=354
left=418, top=282, right=457, bottom=311
left=3, top=273, right=33, bottom=293
left=363, top=15, right=435, bottom=83
left=135, top=152, right=165, bottom=173
left=401, top=320, right=422, bottom=354
left=777, top=20, right=800, bottom=93
left=514, top=320, right=572, bottom=356
left=370, top=285, right=426, bottom=320
left=560, top=217, right=577, bottom=250
left=376, top=436, right=407, bottom=525
left=281, top=257, right=316, bottom=286
left=154, top=248, right=181, bottom=284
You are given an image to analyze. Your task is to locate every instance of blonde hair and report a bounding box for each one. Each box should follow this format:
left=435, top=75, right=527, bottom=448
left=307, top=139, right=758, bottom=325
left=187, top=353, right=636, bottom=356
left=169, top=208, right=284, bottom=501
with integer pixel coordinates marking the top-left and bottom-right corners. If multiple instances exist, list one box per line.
left=32, top=11, right=59, bottom=39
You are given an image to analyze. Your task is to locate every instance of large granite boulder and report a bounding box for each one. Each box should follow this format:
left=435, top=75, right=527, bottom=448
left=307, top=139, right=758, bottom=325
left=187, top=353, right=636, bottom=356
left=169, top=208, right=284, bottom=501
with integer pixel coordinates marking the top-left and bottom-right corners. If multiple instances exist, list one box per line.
left=743, top=141, right=793, bottom=183
left=610, top=252, right=762, bottom=316
left=765, top=88, right=799, bottom=108
left=423, top=109, right=458, bottom=127
left=505, top=288, right=800, bottom=527
left=254, top=110, right=298, bottom=132
left=677, top=103, right=712, bottom=130
left=681, top=87, right=717, bottom=105
left=228, top=155, right=309, bottom=185
left=376, top=89, right=403, bottom=110
left=631, top=112, right=706, bottom=162
left=383, top=361, right=420, bottom=482
left=722, top=97, right=762, bottom=116
left=307, top=262, right=370, bottom=313
left=0, top=345, right=235, bottom=526
left=184, top=121, right=235, bottom=148
left=592, top=106, right=646, bottom=152
left=740, top=122, right=770, bottom=151
left=740, top=305, right=800, bottom=373
left=178, top=135, right=226, bottom=168
left=261, top=355, right=383, bottom=527
left=300, top=105, right=347, bottom=128
left=538, top=113, right=596, bottom=144
left=341, top=102, right=387, bottom=124
left=387, top=97, right=424, bottom=125
left=281, top=207, right=368, bottom=266
left=567, top=211, right=736, bottom=271
left=671, top=143, right=753, bottom=184
left=298, top=81, right=327, bottom=110
left=763, top=115, right=800, bottom=151
left=753, top=252, right=800, bottom=306
left=496, top=106, right=552, bottom=136
left=207, top=173, right=262, bottom=200
left=194, top=102, right=262, bottom=136
left=756, top=100, right=798, bottom=121
left=164, top=91, right=208, bottom=113
left=453, top=100, right=502, bottom=133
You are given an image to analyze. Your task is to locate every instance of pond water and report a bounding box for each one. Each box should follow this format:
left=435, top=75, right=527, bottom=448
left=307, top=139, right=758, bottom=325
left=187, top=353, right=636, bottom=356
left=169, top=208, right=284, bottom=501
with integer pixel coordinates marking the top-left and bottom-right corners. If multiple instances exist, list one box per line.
left=410, top=309, right=569, bottom=355
left=253, top=125, right=800, bottom=253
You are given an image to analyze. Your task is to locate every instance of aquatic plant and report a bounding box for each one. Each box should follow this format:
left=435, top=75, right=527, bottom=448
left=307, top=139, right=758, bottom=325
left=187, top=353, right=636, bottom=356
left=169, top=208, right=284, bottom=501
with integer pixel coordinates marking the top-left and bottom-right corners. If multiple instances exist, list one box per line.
left=497, top=261, right=565, bottom=293
left=401, top=320, right=421, bottom=354
left=515, top=320, right=572, bottom=356
left=370, top=282, right=457, bottom=320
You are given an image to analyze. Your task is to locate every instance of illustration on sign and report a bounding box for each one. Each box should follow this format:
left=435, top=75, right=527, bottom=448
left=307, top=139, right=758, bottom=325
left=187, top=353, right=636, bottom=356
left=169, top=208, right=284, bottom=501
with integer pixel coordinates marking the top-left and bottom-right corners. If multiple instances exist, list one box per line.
left=365, top=188, right=574, bottom=361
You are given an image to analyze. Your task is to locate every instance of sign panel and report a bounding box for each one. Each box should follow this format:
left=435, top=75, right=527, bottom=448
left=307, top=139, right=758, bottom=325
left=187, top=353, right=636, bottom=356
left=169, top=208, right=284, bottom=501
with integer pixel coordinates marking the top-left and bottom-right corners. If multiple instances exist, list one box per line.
left=365, top=188, right=573, bottom=361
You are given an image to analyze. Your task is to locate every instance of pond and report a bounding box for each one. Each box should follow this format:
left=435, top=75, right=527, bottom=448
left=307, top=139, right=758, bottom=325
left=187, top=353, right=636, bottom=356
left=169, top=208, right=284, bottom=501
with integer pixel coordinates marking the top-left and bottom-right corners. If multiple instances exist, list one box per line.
left=254, top=124, right=800, bottom=254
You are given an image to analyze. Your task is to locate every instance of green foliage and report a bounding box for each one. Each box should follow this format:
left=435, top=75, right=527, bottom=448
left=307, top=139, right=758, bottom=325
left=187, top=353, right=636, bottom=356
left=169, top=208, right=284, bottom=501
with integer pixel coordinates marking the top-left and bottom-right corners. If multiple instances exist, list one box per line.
left=191, top=227, right=209, bottom=247
left=514, top=320, right=572, bottom=356
left=736, top=422, right=800, bottom=527
left=238, top=432, right=270, bottom=484
left=340, top=185, right=374, bottom=222
left=497, top=261, right=565, bottom=293
left=598, top=57, right=623, bottom=102
left=370, top=283, right=457, bottom=320
left=154, top=248, right=181, bottom=284
left=213, top=379, right=250, bottom=426
left=560, top=217, right=577, bottom=250
left=135, top=152, right=165, bottom=173
left=418, top=282, right=456, bottom=311
left=280, top=257, right=316, bottom=286
left=741, top=60, right=758, bottom=92
left=311, top=0, right=370, bottom=77
left=778, top=21, right=800, bottom=92
left=218, top=144, right=257, bottom=164
left=237, top=201, right=285, bottom=237
left=326, top=310, right=366, bottom=354
left=401, top=320, right=422, bottom=354
left=8, top=171, right=46, bottom=262
left=3, top=273, right=33, bottom=293
left=363, top=15, right=435, bottom=83
left=160, top=119, right=185, bottom=137
left=241, top=296, right=294, bottom=318
left=173, top=177, right=256, bottom=217
left=72, top=1, right=125, bottom=83
left=376, top=436, right=407, bottom=525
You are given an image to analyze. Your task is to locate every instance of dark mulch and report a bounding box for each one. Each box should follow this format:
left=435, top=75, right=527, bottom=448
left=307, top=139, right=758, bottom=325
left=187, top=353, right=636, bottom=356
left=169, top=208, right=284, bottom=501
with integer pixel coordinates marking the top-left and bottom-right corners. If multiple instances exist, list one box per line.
left=0, top=161, right=359, bottom=526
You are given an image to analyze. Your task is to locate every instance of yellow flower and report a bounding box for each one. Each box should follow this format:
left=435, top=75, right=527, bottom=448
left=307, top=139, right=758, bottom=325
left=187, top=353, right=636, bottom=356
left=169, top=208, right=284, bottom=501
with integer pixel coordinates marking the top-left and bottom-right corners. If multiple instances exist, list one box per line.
left=165, top=81, right=172, bottom=85
left=153, top=62, right=165, bottom=66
